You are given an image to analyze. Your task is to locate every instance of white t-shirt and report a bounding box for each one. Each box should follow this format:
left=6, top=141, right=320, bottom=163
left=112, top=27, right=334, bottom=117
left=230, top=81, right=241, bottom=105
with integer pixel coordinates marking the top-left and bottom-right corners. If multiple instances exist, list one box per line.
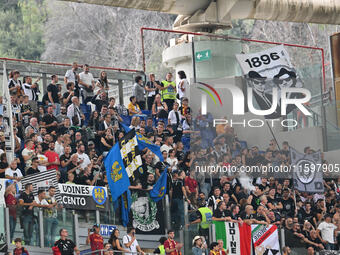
left=177, top=78, right=189, bottom=99
left=123, top=235, right=139, bottom=255
left=166, top=157, right=178, bottom=171
left=317, top=221, right=337, bottom=244
left=65, top=69, right=76, bottom=84
left=79, top=72, right=94, bottom=88
left=76, top=152, right=91, bottom=170
left=5, top=168, right=23, bottom=189
left=55, top=141, right=64, bottom=156
left=5, top=168, right=23, bottom=179
left=160, top=144, right=172, bottom=154
left=34, top=196, right=49, bottom=206
left=37, top=153, right=48, bottom=172
left=22, top=148, right=35, bottom=168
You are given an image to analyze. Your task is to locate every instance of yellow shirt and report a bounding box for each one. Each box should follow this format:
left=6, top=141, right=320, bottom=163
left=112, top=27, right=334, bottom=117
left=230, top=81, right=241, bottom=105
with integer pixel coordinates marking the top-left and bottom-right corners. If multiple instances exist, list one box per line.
left=128, top=102, right=141, bottom=116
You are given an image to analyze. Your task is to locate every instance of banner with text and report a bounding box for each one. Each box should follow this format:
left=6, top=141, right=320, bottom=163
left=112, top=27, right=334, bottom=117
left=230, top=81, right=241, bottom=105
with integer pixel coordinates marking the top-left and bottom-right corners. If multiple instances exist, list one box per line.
left=58, top=184, right=108, bottom=211
left=252, top=224, right=280, bottom=255
left=130, top=190, right=165, bottom=235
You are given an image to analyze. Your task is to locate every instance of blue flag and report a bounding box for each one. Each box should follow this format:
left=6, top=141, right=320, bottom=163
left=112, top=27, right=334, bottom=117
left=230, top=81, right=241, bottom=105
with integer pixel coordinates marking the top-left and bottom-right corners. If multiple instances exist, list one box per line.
left=121, top=189, right=131, bottom=227
left=120, top=122, right=131, bottom=133
left=120, top=121, right=164, bottom=161
left=136, top=133, right=164, bottom=161
left=150, top=167, right=167, bottom=202
left=104, top=143, right=130, bottom=202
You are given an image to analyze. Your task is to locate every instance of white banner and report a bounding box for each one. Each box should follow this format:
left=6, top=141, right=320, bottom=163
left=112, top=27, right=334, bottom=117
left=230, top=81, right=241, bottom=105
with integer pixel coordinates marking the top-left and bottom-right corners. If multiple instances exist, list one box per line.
left=236, top=45, right=292, bottom=76
left=236, top=45, right=304, bottom=119
left=0, top=179, right=7, bottom=207
left=252, top=224, right=280, bottom=255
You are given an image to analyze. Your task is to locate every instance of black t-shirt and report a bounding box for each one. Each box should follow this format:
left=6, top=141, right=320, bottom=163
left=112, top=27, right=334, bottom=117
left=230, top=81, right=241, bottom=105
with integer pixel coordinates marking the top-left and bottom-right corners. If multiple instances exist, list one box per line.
left=255, top=214, right=267, bottom=222
left=60, top=154, right=71, bottom=166
left=47, top=83, right=60, bottom=104
left=213, top=209, right=227, bottom=218
left=176, top=150, right=185, bottom=162
left=19, top=191, right=34, bottom=215
left=42, top=113, right=58, bottom=133
left=155, top=161, right=170, bottom=174
left=298, top=208, right=315, bottom=224
left=240, top=211, right=255, bottom=220
left=0, top=161, right=8, bottom=178
left=171, top=179, right=184, bottom=199
left=267, top=196, right=280, bottom=208
left=281, top=197, right=295, bottom=216
left=76, top=173, right=93, bottom=185
left=258, top=183, right=268, bottom=191
left=54, top=239, right=76, bottom=255
left=225, top=210, right=239, bottom=220
left=250, top=193, right=261, bottom=211
left=26, top=167, right=40, bottom=176
left=62, top=92, right=72, bottom=107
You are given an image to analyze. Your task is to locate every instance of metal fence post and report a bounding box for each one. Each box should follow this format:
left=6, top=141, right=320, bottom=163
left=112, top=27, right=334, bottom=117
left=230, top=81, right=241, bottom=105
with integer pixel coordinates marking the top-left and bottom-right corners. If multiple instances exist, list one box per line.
left=4, top=207, right=10, bottom=248
left=183, top=201, right=189, bottom=255
left=280, top=227, right=285, bottom=249
left=165, top=195, right=171, bottom=231
left=96, top=210, right=100, bottom=224
left=211, top=223, right=216, bottom=242
left=42, top=73, right=47, bottom=94
left=118, top=79, right=124, bottom=105
left=73, top=212, right=80, bottom=248
left=39, top=209, right=44, bottom=248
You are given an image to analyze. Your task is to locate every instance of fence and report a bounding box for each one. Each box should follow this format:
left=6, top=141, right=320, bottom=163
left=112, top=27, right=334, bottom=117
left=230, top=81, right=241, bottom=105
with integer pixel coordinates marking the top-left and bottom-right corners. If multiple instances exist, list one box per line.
left=0, top=58, right=145, bottom=106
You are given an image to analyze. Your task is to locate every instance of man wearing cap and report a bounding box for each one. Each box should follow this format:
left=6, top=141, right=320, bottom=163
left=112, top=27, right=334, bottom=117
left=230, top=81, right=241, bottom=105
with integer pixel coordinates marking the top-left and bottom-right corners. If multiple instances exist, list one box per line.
left=192, top=236, right=208, bottom=255
left=87, top=224, right=104, bottom=254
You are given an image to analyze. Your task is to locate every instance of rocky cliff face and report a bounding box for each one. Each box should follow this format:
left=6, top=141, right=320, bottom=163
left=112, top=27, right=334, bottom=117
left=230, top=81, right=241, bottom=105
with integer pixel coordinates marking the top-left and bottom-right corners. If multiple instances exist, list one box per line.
left=42, top=0, right=176, bottom=76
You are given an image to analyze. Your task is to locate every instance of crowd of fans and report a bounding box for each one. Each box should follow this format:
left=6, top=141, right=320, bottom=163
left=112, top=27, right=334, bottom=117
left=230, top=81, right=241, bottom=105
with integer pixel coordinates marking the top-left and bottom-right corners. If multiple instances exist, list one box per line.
left=1, top=61, right=340, bottom=254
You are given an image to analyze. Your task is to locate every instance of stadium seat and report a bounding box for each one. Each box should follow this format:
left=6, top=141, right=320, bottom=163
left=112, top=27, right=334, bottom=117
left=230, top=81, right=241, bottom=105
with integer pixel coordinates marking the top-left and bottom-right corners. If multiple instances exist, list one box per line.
left=141, top=110, right=151, bottom=116
left=181, top=136, right=190, bottom=152
left=239, top=141, right=248, bottom=149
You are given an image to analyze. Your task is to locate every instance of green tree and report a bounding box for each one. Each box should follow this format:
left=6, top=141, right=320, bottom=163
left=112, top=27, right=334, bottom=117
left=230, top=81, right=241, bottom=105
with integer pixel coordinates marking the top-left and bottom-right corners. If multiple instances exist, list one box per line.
left=0, top=0, right=47, bottom=60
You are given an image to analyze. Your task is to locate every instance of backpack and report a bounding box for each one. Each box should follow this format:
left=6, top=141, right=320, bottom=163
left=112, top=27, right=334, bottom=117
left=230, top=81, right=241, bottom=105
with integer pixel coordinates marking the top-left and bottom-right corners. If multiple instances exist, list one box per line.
left=13, top=247, right=28, bottom=255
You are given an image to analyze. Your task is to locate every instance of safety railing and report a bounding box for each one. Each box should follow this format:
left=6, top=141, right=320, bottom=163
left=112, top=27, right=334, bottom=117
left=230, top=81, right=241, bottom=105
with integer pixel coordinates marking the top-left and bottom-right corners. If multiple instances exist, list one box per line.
left=81, top=250, right=146, bottom=255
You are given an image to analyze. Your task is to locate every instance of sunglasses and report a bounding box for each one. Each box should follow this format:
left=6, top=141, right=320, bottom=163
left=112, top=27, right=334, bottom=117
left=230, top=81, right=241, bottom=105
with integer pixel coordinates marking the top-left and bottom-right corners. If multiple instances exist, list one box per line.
left=275, top=77, right=292, bottom=85
left=252, top=79, right=266, bottom=85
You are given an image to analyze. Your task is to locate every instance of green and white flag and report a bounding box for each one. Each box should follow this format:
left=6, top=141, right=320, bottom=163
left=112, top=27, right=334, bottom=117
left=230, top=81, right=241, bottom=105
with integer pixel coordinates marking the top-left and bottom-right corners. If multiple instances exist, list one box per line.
left=214, top=221, right=251, bottom=255
left=252, top=224, right=280, bottom=255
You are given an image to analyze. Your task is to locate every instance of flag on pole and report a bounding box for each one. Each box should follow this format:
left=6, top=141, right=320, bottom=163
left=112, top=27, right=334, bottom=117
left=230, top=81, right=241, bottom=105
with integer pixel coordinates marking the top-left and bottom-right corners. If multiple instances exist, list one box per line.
left=149, top=167, right=167, bottom=202
left=121, top=189, right=132, bottom=227
left=118, top=129, right=143, bottom=178
left=104, top=142, right=131, bottom=202
left=252, top=224, right=280, bottom=255
left=120, top=122, right=164, bottom=161
left=214, top=221, right=251, bottom=255
left=291, top=147, right=324, bottom=193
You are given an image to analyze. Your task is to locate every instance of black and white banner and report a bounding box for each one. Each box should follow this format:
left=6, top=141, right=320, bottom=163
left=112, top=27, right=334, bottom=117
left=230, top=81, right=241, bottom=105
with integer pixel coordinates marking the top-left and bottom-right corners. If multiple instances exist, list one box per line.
left=21, top=169, right=62, bottom=203
left=58, top=184, right=108, bottom=211
left=130, top=190, right=165, bottom=235
left=119, top=129, right=142, bottom=177
left=236, top=45, right=304, bottom=119
left=291, top=148, right=324, bottom=193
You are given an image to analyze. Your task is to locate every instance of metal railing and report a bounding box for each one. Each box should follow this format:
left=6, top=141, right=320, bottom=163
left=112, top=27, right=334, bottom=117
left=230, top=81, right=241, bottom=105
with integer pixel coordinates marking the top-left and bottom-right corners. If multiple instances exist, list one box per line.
left=81, top=250, right=153, bottom=255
